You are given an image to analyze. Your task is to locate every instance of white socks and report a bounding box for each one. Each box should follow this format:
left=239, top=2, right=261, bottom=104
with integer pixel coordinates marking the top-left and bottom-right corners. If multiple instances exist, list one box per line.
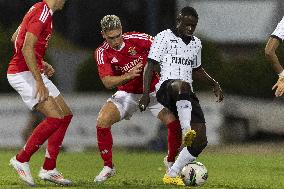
left=168, top=147, right=196, bottom=177
left=176, top=100, right=192, bottom=136
left=167, top=99, right=194, bottom=177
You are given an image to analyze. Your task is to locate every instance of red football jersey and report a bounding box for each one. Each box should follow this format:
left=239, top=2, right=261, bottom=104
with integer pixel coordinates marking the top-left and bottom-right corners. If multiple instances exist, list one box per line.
left=95, top=32, right=159, bottom=94
left=7, top=1, right=53, bottom=74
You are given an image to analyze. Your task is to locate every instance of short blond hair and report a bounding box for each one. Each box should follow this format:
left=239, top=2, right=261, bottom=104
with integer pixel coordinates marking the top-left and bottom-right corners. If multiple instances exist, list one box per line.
left=100, top=15, right=122, bottom=33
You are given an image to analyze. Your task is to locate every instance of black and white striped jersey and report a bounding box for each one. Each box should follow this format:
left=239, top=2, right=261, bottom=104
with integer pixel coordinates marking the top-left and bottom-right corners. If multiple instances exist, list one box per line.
left=148, top=29, right=202, bottom=91
left=272, top=16, right=284, bottom=41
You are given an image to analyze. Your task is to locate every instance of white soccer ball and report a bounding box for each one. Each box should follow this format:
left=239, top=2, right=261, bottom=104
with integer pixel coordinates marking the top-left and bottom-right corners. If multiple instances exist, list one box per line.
left=181, top=161, right=208, bottom=186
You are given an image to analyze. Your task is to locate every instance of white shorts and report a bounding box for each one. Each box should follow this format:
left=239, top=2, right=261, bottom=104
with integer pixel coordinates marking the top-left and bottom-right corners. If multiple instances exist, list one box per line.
left=107, top=91, right=164, bottom=120
left=7, top=71, right=60, bottom=110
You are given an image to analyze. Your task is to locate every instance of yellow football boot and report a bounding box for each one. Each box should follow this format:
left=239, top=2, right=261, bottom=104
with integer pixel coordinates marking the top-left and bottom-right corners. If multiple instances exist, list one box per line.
left=162, top=174, right=185, bottom=186
left=183, top=129, right=197, bottom=146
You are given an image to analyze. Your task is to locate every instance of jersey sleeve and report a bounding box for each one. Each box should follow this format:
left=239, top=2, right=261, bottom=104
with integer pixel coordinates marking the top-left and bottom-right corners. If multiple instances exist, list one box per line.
left=148, top=31, right=167, bottom=63
left=94, top=49, right=114, bottom=78
left=26, top=6, right=49, bottom=37
left=192, top=48, right=202, bottom=68
left=271, top=16, right=284, bottom=41
left=140, top=33, right=154, bottom=53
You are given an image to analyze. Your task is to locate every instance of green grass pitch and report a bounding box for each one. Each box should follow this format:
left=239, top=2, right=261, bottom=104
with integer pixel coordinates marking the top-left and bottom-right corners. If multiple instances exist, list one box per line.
left=1, top=144, right=284, bottom=189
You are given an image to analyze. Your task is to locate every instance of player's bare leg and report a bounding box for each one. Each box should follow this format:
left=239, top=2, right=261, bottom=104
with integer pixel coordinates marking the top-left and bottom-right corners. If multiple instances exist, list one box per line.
left=54, top=95, right=72, bottom=116
left=35, top=96, right=65, bottom=118
left=95, top=101, right=120, bottom=183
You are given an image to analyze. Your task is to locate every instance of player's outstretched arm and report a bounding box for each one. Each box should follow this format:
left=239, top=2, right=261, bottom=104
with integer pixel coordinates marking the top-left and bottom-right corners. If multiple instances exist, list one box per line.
left=193, top=67, right=224, bottom=102
left=138, top=58, right=156, bottom=111
left=265, top=37, right=284, bottom=97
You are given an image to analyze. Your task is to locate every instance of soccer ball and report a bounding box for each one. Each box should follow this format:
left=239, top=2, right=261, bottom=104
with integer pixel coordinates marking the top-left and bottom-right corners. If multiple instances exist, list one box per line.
left=181, top=161, right=208, bottom=186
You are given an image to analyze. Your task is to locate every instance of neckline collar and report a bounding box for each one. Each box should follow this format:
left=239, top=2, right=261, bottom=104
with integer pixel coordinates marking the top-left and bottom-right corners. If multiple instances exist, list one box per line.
left=112, top=42, right=125, bottom=51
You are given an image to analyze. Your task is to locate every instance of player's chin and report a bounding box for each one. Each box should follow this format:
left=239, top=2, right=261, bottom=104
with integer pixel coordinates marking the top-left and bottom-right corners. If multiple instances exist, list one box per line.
left=184, top=33, right=193, bottom=37
left=113, top=45, right=120, bottom=50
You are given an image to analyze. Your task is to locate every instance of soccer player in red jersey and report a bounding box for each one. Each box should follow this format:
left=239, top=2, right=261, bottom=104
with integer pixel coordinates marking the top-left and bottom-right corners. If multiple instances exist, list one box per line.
left=7, top=0, right=72, bottom=186
left=94, top=15, right=183, bottom=183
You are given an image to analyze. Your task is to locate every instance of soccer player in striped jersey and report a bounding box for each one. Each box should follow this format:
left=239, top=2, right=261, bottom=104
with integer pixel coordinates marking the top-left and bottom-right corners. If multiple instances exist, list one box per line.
left=7, top=0, right=72, bottom=186
left=265, top=16, right=284, bottom=97
left=139, top=6, right=224, bottom=185
left=94, top=15, right=183, bottom=183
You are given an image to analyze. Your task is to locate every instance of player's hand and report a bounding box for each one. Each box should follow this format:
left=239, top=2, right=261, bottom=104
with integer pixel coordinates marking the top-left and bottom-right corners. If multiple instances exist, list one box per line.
left=35, top=81, right=49, bottom=103
left=43, top=61, right=55, bottom=77
left=125, top=63, right=143, bottom=80
left=212, top=82, right=224, bottom=102
left=138, top=94, right=150, bottom=112
left=272, top=76, right=284, bottom=97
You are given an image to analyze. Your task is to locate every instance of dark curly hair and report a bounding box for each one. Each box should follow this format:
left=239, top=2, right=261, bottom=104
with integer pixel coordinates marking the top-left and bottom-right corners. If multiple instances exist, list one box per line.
left=179, top=6, right=198, bottom=19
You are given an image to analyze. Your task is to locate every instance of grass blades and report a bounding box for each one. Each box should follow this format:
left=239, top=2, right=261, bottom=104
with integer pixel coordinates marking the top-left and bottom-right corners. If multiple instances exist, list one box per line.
left=1, top=144, right=284, bottom=189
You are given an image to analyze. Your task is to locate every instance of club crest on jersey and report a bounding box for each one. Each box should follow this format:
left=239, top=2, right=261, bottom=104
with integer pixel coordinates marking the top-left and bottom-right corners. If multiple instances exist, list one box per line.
left=128, top=47, right=137, bottom=56
left=111, top=57, right=119, bottom=64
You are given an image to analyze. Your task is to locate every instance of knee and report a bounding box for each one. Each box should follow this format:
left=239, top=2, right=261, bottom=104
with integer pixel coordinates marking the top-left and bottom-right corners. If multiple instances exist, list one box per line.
left=97, top=113, right=113, bottom=128
left=158, top=109, right=177, bottom=125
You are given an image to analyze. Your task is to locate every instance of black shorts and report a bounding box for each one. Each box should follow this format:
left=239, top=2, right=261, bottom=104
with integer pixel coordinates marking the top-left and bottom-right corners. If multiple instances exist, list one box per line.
left=156, top=79, right=205, bottom=123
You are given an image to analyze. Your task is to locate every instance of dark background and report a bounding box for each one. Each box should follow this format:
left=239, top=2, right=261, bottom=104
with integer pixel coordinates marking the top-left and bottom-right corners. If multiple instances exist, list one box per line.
left=0, top=0, right=176, bottom=48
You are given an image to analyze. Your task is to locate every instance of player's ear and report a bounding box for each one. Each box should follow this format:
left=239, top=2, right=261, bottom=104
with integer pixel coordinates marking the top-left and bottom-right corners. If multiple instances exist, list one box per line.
left=101, top=31, right=106, bottom=39
left=176, top=14, right=182, bottom=24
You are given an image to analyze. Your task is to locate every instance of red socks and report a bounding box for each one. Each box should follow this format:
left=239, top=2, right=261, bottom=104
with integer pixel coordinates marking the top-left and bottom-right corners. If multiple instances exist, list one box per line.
left=96, top=121, right=180, bottom=167
left=16, top=115, right=73, bottom=171
left=97, top=126, right=113, bottom=168
left=43, top=115, right=73, bottom=170
left=166, top=120, right=182, bottom=162
left=16, top=117, right=62, bottom=163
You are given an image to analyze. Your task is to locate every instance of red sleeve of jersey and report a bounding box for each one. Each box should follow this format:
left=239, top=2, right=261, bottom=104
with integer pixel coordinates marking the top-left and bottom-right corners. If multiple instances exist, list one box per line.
left=126, top=32, right=153, bottom=53
left=94, top=48, right=113, bottom=78
left=26, top=7, right=48, bottom=37
left=144, top=34, right=154, bottom=49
